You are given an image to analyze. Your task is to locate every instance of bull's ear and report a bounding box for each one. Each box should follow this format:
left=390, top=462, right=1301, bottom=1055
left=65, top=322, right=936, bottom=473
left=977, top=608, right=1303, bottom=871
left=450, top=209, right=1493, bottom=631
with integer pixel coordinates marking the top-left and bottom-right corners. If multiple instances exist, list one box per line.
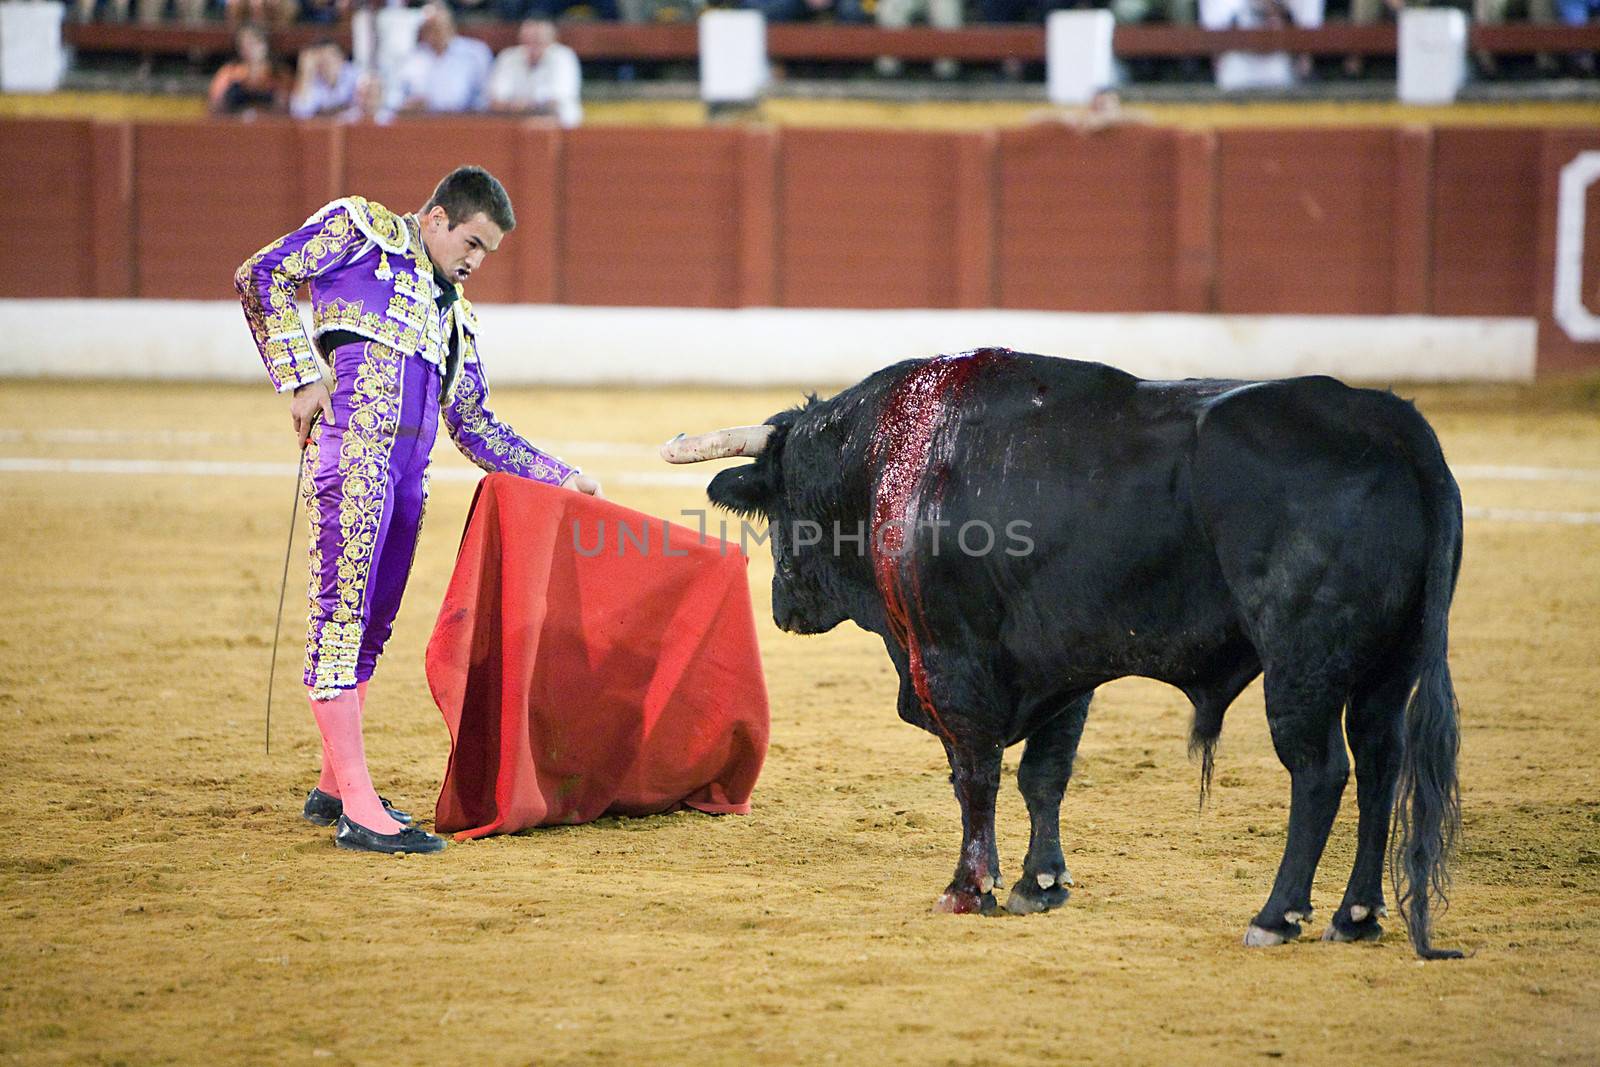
left=707, top=464, right=775, bottom=519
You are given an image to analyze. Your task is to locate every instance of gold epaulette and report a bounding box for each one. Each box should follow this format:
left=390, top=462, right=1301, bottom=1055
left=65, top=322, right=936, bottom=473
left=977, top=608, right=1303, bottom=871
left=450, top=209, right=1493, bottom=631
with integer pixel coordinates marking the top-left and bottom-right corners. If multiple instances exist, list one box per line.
left=304, top=196, right=410, bottom=256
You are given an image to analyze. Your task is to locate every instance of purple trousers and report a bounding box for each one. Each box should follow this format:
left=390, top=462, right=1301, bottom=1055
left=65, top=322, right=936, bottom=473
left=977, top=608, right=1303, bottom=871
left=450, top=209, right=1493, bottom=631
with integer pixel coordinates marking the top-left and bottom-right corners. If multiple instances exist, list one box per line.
left=302, top=341, right=441, bottom=698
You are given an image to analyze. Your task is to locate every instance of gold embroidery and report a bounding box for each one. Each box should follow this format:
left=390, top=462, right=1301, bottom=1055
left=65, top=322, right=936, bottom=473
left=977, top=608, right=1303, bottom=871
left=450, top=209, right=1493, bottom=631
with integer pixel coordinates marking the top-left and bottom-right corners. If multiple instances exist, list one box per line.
left=344, top=196, right=408, bottom=253
left=237, top=204, right=364, bottom=392
left=306, top=341, right=404, bottom=698
left=301, top=429, right=325, bottom=685
left=445, top=347, right=571, bottom=485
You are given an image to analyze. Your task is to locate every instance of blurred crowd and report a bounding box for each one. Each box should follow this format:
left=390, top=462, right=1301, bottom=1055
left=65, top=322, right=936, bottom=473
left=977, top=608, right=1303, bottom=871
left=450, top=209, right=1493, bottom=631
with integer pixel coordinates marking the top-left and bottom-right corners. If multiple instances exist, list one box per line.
left=75, top=0, right=1599, bottom=30
left=207, top=5, right=584, bottom=119
left=78, top=0, right=1599, bottom=114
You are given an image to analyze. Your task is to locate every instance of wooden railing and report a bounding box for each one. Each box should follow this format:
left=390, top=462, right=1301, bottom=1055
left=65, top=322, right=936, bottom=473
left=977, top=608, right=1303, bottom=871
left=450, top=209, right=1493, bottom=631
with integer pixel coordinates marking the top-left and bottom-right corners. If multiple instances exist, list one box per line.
left=63, top=19, right=1600, bottom=62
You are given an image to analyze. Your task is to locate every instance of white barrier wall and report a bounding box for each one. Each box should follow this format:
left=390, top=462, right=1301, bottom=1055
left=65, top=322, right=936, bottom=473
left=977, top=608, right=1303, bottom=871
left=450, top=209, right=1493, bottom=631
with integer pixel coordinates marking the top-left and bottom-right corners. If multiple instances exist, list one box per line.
left=0, top=301, right=1537, bottom=386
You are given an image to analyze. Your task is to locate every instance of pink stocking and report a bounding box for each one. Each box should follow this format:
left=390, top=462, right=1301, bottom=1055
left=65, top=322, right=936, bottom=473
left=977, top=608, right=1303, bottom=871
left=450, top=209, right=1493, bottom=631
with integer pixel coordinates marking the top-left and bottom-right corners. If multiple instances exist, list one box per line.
left=316, top=680, right=371, bottom=797
left=308, top=687, right=401, bottom=834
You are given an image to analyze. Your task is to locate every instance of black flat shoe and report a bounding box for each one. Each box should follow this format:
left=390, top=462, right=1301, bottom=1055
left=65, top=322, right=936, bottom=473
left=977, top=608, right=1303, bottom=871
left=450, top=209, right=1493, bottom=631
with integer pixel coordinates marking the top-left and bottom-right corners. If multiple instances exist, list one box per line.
left=333, top=815, right=446, bottom=855
left=302, top=788, right=413, bottom=827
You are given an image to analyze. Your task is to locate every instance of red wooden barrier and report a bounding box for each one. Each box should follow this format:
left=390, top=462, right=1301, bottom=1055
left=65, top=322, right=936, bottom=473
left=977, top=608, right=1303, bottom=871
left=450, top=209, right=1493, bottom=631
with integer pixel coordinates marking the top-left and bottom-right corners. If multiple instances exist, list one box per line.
left=0, top=119, right=99, bottom=298
left=777, top=128, right=992, bottom=309
left=2, top=117, right=1597, bottom=372
left=560, top=127, right=748, bottom=308
left=132, top=120, right=305, bottom=299
left=1431, top=127, right=1542, bottom=319
left=995, top=123, right=1179, bottom=312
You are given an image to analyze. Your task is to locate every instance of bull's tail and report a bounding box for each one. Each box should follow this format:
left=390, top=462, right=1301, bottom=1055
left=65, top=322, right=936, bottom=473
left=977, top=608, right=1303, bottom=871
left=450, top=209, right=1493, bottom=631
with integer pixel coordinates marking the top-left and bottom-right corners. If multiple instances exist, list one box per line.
left=1189, top=703, right=1226, bottom=812
left=1389, top=417, right=1465, bottom=961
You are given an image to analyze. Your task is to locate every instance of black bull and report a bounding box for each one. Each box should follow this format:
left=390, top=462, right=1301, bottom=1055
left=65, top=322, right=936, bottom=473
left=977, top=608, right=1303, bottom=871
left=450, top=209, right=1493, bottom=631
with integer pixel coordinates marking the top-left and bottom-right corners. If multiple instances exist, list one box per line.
left=682, top=349, right=1463, bottom=960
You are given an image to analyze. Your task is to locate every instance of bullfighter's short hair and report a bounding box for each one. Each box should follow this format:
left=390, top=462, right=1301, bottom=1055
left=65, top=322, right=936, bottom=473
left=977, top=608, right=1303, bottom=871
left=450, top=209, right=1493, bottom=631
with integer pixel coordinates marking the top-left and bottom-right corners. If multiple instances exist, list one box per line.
left=424, top=166, right=516, bottom=234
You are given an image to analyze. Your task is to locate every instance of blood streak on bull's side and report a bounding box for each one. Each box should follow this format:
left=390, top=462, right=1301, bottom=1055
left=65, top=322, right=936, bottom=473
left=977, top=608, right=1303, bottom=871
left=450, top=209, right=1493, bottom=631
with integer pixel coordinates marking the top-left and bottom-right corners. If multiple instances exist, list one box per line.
left=868, top=349, right=1009, bottom=745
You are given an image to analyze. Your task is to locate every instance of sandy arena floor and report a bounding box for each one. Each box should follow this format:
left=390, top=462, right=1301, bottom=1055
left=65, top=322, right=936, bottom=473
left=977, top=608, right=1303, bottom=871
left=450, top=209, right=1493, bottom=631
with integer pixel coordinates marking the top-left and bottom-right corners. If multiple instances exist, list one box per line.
left=1, top=378, right=1597, bottom=1065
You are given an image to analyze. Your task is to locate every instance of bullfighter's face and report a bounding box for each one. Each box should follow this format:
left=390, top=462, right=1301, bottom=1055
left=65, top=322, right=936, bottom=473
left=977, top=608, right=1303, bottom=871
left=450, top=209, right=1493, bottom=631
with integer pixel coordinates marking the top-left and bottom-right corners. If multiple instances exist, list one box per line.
left=421, top=206, right=503, bottom=287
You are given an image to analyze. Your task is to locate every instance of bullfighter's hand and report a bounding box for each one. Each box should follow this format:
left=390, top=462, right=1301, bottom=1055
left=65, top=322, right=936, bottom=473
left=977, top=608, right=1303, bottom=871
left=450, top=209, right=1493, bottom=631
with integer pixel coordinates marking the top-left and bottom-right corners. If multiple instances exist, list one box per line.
left=291, top=380, right=334, bottom=449
left=563, top=472, right=603, bottom=497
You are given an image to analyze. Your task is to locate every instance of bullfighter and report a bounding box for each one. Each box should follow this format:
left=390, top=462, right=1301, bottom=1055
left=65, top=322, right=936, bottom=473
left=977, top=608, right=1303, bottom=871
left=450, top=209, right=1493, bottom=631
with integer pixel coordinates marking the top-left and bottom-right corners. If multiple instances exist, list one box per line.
left=236, top=165, right=600, bottom=855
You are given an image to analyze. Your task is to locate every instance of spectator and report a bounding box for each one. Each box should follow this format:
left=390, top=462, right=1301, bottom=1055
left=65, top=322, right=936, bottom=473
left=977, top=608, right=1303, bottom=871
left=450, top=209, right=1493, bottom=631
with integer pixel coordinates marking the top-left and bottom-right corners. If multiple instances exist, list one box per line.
left=1199, top=0, right=1321, bottom=90
left=209, top=23, right=290, bottom=114
left=392, top=3, right=493, bottom=113
left=488, top=19, right=584, bottom=126
left=341, top=71, right=396, bottom=124
left=290, top=39, right=360, bottom=118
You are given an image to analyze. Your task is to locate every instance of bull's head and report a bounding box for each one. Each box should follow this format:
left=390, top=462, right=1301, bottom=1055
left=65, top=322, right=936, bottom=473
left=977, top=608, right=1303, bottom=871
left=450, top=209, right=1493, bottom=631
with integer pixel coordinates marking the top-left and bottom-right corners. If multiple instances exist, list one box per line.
left=661, top=406, right=858, bottom=636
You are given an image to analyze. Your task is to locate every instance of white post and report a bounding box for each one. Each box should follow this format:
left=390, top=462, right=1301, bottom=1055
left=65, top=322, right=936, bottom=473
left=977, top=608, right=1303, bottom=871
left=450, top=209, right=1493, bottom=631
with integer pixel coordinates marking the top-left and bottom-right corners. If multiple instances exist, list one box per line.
left=1398, top=8, right=1467, bottom=106
left=0, top=1, right=67, bottom=93
left=699, top=10, right=767, bottom=106
left=1046, top=9, right=1115, bottom=106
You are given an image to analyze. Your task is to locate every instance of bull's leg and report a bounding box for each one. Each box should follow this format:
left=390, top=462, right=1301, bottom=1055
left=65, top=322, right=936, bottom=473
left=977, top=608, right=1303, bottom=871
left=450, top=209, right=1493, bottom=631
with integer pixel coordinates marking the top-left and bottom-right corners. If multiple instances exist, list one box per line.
left=1005, top=693, right=1091, bottom=915
left=932, top=740, right=1004, bottom=916
left=1245, top=678, right=1349, bottom=947
left=1323, top=668, right=1407, bottom=943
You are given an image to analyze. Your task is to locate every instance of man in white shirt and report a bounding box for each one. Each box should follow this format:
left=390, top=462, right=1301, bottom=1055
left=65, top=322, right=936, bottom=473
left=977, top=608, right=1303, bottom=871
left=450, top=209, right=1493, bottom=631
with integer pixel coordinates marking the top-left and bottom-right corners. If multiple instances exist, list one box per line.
left=487, top=19, right=583, bottom=128
left=290, top=40, right=360, bottom=119
left=1199, top=0, right=1323, bottom=90
left=393, top=3, right=493, bottom=113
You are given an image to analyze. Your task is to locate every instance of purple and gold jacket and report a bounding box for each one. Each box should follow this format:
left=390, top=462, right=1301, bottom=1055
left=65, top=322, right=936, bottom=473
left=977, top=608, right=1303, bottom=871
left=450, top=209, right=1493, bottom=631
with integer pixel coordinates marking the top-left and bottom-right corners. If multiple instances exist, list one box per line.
left=235, top=196, right=576, bottom=486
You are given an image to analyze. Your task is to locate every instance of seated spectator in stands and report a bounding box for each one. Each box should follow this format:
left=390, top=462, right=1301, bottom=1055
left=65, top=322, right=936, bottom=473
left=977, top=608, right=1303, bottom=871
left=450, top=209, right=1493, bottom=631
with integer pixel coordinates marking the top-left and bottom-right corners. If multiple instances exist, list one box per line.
left=392, top=3, right=493, bottom=113
left=209, top=23, right=290, bottom=114
left=740, top=0, right=867, bottom=24
left=341, top=72, right=397, bottom=124
left=1199, top=0, right=1319, bottom=90
left=225, top=0, right=297, bottom=28
left=488, top=19, right=584, bottom=126
left=290, top=39, right=359, bottom=118
left=492, top=0, right=620, bottom=22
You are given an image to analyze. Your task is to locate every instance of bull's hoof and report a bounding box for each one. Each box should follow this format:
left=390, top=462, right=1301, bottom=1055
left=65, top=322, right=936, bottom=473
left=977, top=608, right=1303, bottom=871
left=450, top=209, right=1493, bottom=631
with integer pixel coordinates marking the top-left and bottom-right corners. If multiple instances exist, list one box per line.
left=934, top=889, right=998, bottom=915
left=1322, top=904, right=1384, bottom=943
left=1003, top=870, right=1070, bottom=915
left=1243, top=922, right=1301, bottom=947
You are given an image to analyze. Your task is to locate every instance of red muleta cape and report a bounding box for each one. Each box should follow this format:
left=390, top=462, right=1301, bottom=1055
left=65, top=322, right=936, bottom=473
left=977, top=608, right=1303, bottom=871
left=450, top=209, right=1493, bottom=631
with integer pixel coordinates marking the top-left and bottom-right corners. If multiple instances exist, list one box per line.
left=427, top=473, right=770, bottom=839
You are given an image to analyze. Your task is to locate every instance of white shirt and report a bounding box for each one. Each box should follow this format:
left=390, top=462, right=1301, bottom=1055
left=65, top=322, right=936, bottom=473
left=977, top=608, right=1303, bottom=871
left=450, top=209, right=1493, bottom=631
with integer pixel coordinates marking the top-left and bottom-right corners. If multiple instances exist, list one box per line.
left=393, top=35, right=493, bottom=113
left=290, top=60, right=360, bottom=119
left=488, top=42, right=582, bottom=127
left=1199, top=0, right=1323, bottom=90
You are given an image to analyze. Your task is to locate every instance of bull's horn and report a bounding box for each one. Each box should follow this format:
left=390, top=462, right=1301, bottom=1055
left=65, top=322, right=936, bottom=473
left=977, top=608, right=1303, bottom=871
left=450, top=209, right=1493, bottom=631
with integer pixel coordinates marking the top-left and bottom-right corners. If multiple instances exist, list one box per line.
left=658, top=425, right=774, bottom=463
